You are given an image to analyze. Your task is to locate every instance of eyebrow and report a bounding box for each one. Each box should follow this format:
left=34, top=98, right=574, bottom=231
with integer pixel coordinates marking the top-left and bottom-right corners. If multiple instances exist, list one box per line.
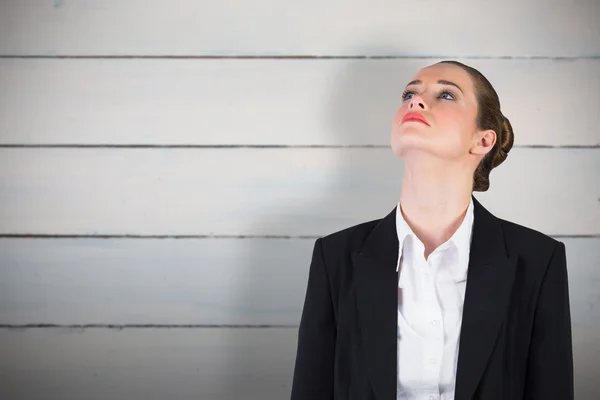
left=406, top=79, right=464, bottom=94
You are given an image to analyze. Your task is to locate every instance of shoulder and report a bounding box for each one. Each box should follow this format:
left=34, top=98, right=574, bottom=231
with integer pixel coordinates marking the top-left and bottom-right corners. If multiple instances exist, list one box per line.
left=319, top=217, right=382, bottom=256
left=498, top=217, right=564, bottom=267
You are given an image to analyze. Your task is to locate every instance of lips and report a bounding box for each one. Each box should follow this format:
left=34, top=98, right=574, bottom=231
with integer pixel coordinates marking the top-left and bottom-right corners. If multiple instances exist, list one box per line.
left=401, top=112, right=430, bottom=126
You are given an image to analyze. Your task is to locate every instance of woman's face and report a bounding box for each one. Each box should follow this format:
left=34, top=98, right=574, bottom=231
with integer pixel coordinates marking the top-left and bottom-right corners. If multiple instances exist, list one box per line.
left=390, top=63, right=490, bottom=164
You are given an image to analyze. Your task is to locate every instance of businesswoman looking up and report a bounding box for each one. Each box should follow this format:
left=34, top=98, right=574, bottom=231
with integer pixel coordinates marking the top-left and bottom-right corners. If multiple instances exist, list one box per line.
left=290, top=61, right=574, bottom=400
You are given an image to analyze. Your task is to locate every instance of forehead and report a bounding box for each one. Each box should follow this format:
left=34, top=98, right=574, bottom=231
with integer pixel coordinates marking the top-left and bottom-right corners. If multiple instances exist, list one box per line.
left=410, top=63, right=475, bottom=92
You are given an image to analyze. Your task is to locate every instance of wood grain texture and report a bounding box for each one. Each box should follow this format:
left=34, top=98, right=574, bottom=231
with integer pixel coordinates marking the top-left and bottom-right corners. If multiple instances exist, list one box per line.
left=0, top=328, right=297, bottom=400
left=0, top=148, right=598, bottom=236
left=0, top=0, right=598, bottom=57
left=0, top=238, right=598, bottom=326
left=0, top=238, right=311, bottom=325
left=1, top=1, right=597, bottom=399
left=0, top=327, right=598, bottom=400
left=1, top=58, right=599, bottom=147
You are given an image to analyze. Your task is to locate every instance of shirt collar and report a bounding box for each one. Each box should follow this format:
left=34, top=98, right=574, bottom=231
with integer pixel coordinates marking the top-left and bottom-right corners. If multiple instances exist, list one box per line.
left=395, top=197, right=475, bottom=282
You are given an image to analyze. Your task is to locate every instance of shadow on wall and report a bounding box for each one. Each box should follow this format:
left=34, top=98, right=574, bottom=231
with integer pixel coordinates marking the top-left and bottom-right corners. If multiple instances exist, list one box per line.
left=209, top=46, right=428, bottom=399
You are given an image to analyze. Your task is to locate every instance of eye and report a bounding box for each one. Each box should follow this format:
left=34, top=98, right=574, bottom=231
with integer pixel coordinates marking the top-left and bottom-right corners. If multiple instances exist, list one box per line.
left=402, top=90, right=415, bottom=101
left=439, top=90, right=455, bottom=100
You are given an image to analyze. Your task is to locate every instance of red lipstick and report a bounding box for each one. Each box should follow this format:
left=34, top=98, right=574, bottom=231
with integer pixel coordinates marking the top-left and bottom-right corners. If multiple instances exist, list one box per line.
left=401, top=112, right=430, bottom=126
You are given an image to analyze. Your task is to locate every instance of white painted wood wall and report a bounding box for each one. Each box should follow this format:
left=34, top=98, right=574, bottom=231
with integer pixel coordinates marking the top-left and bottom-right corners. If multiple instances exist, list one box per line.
left=0, top=1, right=599, bottom=399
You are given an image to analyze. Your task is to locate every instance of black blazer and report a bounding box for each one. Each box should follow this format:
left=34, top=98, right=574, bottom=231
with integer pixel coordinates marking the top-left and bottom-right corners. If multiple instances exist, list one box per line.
left=290, top=196, right=574, bottom=400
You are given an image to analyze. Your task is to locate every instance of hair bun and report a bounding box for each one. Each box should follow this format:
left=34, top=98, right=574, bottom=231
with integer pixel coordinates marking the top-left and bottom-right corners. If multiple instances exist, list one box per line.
left=493, top=115, right=514, bottom=168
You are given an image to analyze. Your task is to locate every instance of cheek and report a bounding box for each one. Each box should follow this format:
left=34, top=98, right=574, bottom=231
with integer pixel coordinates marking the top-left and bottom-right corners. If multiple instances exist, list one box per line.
left=392, top=104, right=407, bottom=125
left=436, top=111, right=470, bottom=140
left=427, top=112, right=475, bottom=157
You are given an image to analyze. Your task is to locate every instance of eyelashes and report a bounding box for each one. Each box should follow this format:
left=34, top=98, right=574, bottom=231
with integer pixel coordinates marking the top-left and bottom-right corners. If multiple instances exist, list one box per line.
left=402, top=89, right=456, bottom=101
left=401, top=90, right=414, bottom=101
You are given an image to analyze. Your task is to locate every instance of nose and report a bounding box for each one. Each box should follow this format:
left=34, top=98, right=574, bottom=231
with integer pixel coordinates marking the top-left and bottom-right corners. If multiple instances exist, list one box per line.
left=409, top=94, right=427, bottom=110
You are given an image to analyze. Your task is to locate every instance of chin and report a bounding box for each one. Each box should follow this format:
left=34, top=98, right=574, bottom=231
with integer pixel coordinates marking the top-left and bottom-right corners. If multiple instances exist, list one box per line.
left=391, top=131, right=428, bottom=159
left=393, top=130, right=463, bottom=160
left=392, top=141, right=457, bottom=163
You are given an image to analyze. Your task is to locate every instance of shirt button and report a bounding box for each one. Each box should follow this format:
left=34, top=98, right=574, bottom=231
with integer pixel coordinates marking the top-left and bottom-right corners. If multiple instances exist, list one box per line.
left=430, top=358, right=437, bottom=364
left=431, top=320, right=439, bottom=326
left=429, top=396, right=436, bottom=400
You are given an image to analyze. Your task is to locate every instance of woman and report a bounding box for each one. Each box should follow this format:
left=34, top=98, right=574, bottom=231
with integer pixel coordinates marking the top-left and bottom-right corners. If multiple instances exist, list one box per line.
left=290, top=61, right=574, bottom=400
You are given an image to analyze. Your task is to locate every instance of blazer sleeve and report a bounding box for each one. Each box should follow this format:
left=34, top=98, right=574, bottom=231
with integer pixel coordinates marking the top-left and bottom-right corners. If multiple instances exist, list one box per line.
left=524, top=241, right=574, bottom=399
left=290, top=238, right=336, bottom=400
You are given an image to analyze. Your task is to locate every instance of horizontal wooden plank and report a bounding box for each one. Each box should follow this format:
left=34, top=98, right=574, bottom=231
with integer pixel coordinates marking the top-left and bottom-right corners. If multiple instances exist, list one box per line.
left=0, top=59, right=599, bottom=147
left=0, top=327, right=598, bottom=399
left=0, top=148, right=598, bottom=236
left=0, top=238, right=598, bottom=326
left=0, top=328, right=297, bottom=400
left=0, top=239, right=311, bottom=325
left=0, top=0, right=598, bottom=57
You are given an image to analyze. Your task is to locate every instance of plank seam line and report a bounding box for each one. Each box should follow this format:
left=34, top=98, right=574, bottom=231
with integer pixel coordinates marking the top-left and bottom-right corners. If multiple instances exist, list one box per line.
left=0, top=234, right=320, bottom=239
left=0, top=55, right=599, bottom=60
left=0, top=234, right=597, bottom=239
left=1, top=144, right=598, bottom=149
left=0, top=324, right=298, bottom=329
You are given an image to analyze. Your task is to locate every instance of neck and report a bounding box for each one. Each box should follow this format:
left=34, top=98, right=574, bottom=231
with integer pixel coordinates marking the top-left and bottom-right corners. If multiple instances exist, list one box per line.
left=399, top=158, right=473, bottom=258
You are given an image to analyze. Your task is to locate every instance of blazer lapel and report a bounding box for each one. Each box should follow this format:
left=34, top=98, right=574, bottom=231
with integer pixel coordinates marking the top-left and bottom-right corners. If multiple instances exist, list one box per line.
left=352, top=197, right=518, bottom=400
left=454, top=197, right=518, bottom=400
left=353, top=206, right=399, bottom=400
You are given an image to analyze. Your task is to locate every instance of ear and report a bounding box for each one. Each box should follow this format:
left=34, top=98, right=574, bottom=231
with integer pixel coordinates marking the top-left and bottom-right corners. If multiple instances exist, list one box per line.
left=470, top=129, right=496, bottom=156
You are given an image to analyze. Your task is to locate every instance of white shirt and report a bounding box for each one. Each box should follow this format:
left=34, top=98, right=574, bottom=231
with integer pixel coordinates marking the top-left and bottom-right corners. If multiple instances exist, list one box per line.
left=396, top=199, right=474, bottom=400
